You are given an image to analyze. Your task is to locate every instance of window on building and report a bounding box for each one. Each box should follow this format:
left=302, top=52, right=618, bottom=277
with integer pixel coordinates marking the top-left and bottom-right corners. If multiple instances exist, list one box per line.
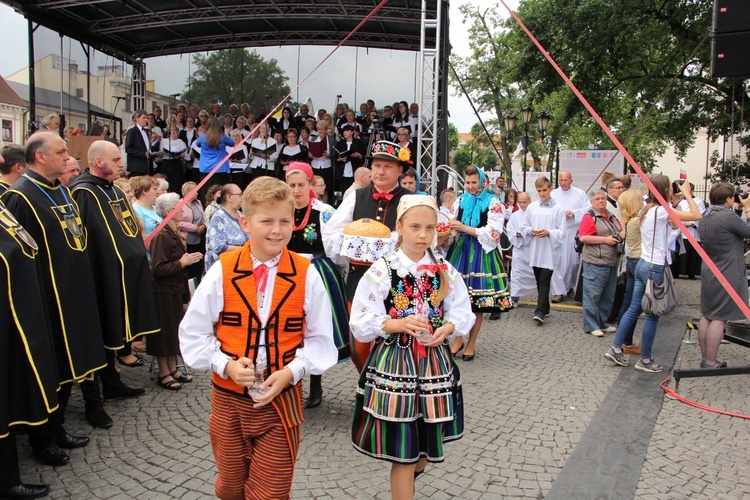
left=125, top=94, right=131, bottom=113
left=2, top=120, right=12, bottom=143
left=76, top=88, right=84, bottom=98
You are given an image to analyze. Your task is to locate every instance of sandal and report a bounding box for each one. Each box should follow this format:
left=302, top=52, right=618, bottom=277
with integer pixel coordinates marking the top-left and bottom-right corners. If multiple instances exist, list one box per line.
left=700, top=360, right=728, bottom=369
left=117, top=355, right=144, bottom=367
left=157, top=374, right=182, bottom=391
left=171, top=370, right=193, bottom=383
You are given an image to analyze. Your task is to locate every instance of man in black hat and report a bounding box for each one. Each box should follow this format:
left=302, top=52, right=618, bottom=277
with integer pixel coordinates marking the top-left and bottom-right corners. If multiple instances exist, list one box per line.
left=323, top=140, right=414, bottom=376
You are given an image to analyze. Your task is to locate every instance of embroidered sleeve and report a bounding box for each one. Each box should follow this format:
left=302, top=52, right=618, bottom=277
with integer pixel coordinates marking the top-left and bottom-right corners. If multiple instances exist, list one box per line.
left=475, top=197, right=504, bottom=252
left=350, top=258, right=392, bottom=342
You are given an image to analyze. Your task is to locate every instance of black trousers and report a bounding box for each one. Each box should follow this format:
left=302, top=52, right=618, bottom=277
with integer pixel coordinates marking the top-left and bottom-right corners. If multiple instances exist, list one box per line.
left=0, top=433, right=21, bottom=489
left=533, top=267, right=554, bottom=316
left=27, top=383, right=72, bottom=451
left=79, top=349, right=125, bottom=411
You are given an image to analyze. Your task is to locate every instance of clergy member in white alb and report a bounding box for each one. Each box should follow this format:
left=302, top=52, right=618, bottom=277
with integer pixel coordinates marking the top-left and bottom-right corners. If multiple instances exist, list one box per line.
left=507, top=192, right=536, bottom=307
left=550, top=171, right=591, bottom=301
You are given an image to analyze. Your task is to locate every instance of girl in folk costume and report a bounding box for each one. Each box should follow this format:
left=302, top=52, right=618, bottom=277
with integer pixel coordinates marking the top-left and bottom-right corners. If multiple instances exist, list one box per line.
left=285, top=162, right=349, bottom=409
left=350, top=195, right=475, bottom=500
left=446, top=166, right=511, bottom=360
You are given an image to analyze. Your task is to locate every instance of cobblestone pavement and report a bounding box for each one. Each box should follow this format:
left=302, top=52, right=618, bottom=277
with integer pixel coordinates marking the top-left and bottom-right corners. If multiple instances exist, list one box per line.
left=14, top=278, right=750, bottom=498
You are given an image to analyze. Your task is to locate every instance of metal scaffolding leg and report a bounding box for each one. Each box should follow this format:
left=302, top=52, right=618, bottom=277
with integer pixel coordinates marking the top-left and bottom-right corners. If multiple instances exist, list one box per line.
left=417, top=0, right=442, bottom=197
left=132, top=60, right=147, bottom=113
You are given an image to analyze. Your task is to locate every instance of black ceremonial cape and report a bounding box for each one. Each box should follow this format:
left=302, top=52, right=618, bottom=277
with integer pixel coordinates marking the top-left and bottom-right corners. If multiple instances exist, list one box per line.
left=1, top=170, right=106, bottom=383
left=0, top=201, right=60, bottom=438
left=71, top=172, right=160, bottom=348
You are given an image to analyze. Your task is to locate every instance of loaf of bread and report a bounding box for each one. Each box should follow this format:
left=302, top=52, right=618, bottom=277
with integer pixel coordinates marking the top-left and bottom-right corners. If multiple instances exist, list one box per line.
left=343, top=218, right=392, bottom=238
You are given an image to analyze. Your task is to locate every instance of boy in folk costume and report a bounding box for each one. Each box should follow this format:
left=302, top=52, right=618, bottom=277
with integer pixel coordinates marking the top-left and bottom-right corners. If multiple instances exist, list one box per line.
left=179, top=177, right=337, bottom=499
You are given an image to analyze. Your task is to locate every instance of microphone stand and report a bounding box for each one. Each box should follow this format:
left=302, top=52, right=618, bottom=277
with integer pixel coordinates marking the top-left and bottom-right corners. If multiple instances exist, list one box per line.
left=332, top=94, right=341, bottom=204
left=110, top=96, right=126, bottom=138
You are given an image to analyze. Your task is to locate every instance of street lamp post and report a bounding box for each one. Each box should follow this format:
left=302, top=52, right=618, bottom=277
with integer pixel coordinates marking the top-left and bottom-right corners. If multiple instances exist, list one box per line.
left=520, top=106, right=534, bottom=192
left=503, top=113, right=517, bottom=188
left=504, top=108, right=551, bottom=192
left=537, top=111, right=551, bottom=183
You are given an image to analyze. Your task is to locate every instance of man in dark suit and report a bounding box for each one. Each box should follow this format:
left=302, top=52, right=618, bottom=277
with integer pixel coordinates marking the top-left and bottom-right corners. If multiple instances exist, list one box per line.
left=334, top=125, right=366, bottom=200
left=293, top=103, right=313, bottom=129
left=124, top=110, right=150, bottom=175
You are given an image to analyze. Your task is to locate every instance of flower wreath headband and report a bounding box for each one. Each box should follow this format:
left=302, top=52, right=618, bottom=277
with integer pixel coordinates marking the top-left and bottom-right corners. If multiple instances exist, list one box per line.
left=369, top=141, right=413, bottom=165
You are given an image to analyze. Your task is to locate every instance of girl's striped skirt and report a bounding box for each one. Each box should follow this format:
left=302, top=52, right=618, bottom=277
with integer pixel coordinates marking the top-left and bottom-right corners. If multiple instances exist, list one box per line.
left=446, top=233, right=511, bottom=313
left=351, top=333, right=463, bottom=463
left=311, top=253, right=350, bottom=361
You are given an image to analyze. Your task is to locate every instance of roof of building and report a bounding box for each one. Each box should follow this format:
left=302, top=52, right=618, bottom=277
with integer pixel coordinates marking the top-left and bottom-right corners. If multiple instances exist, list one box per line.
left=8, top=81, right=109, bottom=116
left=0, top=75, right=28, bottom=108
left=2, top=0, right=437, bottom=62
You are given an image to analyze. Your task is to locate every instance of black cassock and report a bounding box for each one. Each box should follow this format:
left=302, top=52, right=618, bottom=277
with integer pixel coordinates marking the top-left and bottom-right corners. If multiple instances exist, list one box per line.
left=0, top=201, right=59, bottom=437
left=70, top=172, right=160, bottom=348
left=1, top=170, right=106, bottom=383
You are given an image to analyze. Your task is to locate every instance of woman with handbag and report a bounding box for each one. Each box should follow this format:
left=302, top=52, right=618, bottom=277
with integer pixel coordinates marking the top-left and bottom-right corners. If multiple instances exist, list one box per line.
left=697, top=183, right=750, bottom=368
left=605, top=176, right=701, bottom=373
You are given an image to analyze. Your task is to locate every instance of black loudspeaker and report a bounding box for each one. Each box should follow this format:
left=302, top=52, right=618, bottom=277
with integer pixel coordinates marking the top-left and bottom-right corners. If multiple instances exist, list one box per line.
left=711, top=32, right=750, bottom=77
left=712, top=0, right=750, bottom=77
left=714, top=0, right=750, bottom=34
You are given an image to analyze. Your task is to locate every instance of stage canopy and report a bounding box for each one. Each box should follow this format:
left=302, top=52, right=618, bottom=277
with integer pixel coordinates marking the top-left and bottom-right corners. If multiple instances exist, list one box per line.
left=2, top=0, right=436, bottom=61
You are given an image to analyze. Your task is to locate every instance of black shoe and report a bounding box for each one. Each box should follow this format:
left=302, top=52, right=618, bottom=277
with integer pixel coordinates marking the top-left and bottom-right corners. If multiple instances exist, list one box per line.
left=0, top=483, right=49, bottom=499
left=306, top=375, right=323, bottom=409
left=56, top=432, right=90, bottom=449
left=488, top=312, right=501, bottom=321
left=86, top=408, right=113, bottom=429
left=103, top=385, right=145, bottom=401
left=462, top=353, right=475, bottom=362
left=32, top=445, right=69, bottom=466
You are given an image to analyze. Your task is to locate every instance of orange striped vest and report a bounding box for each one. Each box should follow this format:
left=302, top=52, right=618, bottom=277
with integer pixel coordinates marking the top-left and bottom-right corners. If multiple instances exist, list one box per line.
left=213, top=244, right=309, bottom=397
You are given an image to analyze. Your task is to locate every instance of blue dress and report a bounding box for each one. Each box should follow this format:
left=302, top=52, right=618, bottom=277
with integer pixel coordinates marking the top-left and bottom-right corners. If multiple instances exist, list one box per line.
left=204, top=208, right=249, bottom=270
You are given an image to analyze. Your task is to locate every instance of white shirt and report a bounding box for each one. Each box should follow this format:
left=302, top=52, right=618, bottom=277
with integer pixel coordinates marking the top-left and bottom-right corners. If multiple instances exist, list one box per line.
left=137, top=125, right=150, bottom=150
left=550, top=186, right=591, bottom=229
left=640, top=206, right=671, bottom=265
left=179, top=252, right=337, bottom=385
left=677, top=197, right=706, bottom=242
left=349, top=250, right=475, bottom=342
left=522, top=198, right=567, bottom=269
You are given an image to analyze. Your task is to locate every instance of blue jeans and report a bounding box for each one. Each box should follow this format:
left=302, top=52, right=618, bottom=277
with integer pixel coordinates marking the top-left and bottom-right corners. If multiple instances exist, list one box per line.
left=613, top=259, right=664, bottom=360
left=582, top=262, right=617, bottom=332
left=616, top=257, right=639, bottom=345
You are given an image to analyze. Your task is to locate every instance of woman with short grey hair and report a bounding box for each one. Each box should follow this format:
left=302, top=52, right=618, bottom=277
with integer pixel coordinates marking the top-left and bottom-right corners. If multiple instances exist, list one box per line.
left=579, top=190, right=623, bottom=337
left=148, top=193, right=203, bottom=390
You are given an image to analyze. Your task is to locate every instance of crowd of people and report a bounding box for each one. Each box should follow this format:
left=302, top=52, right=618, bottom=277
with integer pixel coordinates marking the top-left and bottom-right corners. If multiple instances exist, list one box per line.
left=1, top=99, right=749, bottom=499
left=118, top=99, right=427, bottom=208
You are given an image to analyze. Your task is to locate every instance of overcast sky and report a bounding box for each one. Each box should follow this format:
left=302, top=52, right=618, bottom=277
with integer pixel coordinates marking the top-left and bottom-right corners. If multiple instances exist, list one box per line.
left=0, top=1, right=519, bottom=132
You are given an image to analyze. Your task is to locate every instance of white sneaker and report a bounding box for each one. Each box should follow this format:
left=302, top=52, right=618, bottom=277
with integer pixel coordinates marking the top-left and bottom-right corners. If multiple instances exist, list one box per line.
left=601, top=326, right=617, bottom=333
left=587, top=329, right=605, bottom=337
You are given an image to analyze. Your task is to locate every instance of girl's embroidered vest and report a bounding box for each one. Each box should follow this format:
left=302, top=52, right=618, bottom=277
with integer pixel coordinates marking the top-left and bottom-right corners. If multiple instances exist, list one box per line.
left=384, top=256, right=444, bottom=327
left=214, top=245, right=309, bottom=396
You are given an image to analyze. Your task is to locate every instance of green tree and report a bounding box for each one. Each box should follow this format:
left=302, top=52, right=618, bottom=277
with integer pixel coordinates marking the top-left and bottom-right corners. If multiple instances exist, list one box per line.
left=452, top=123, right=501, bottom=173
left=453, top=0, right=750, bottom=175
left=447, top=122, right=460, bottom=151
left=185, top=48, right=291, bottom=112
